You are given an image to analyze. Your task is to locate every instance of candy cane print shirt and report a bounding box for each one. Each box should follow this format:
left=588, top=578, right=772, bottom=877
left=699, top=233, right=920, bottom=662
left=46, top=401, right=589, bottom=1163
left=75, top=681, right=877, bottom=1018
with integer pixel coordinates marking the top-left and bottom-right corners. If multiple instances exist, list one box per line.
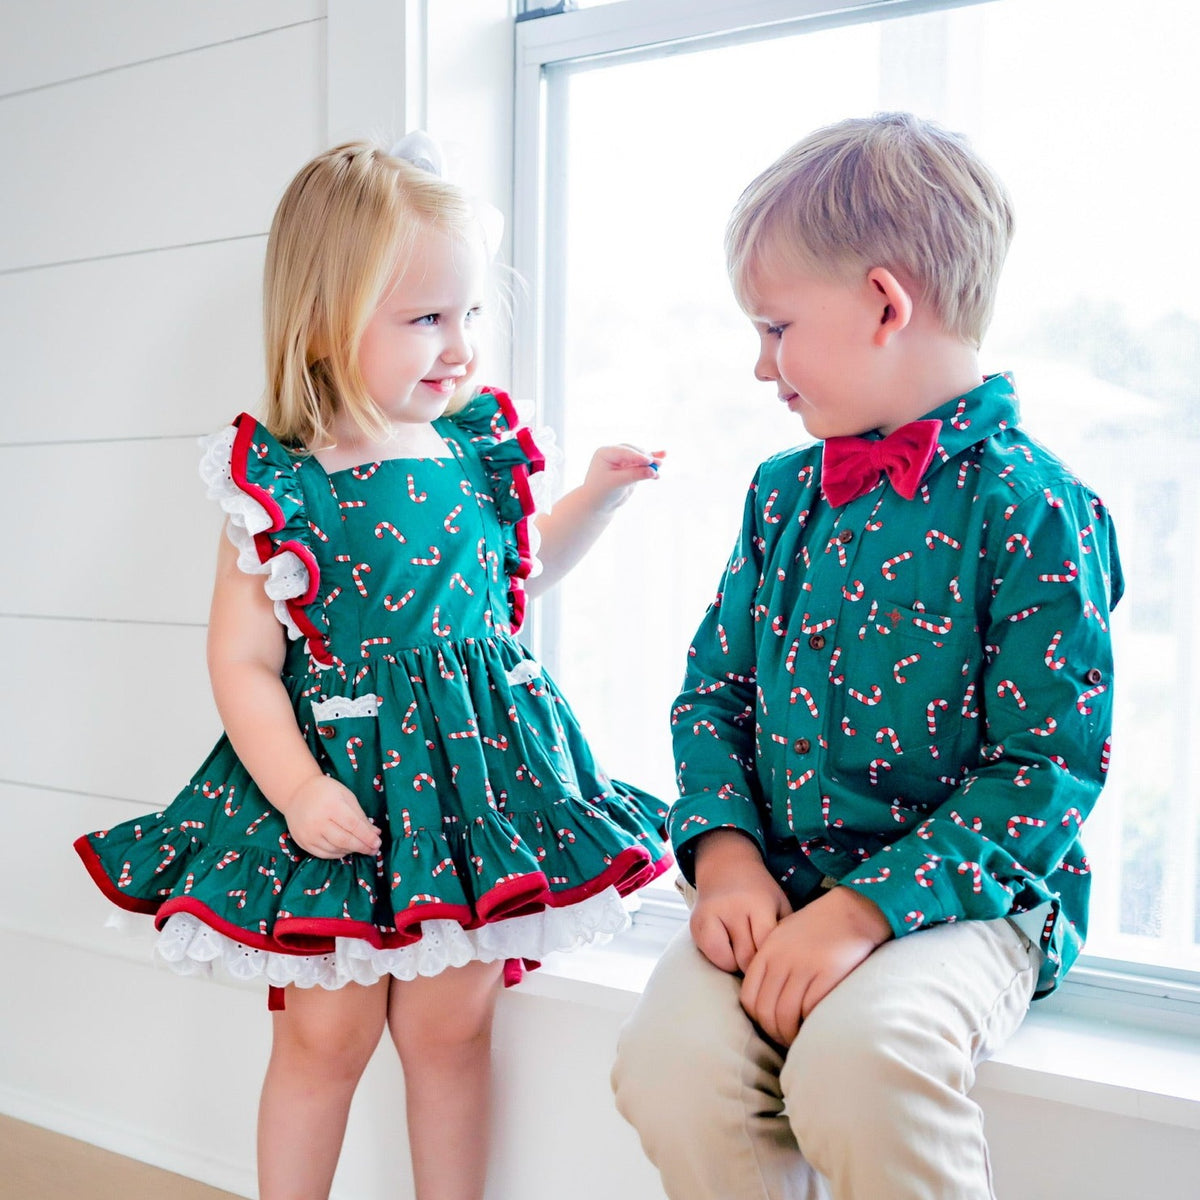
left=668, top=373, right=1124, bottom=995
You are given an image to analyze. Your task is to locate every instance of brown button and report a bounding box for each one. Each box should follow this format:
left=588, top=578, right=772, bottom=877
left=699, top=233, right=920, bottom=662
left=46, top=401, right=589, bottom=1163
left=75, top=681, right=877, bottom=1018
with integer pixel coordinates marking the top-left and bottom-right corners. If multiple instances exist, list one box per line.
left=837, top=529, right=854, bottom=544
left=317, top=724, right=336, bottom=739
left=793, top=738, right=811, bottom=754
left=808, top=634, right=826, bottom=650
left=1085, top=668, right=1103, bottom=685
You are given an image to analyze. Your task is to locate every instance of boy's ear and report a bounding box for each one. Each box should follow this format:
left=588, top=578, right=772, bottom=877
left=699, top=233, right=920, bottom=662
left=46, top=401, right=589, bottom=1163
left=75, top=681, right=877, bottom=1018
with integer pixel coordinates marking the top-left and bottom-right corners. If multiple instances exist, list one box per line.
left=866, top=267, right=913, bottom=347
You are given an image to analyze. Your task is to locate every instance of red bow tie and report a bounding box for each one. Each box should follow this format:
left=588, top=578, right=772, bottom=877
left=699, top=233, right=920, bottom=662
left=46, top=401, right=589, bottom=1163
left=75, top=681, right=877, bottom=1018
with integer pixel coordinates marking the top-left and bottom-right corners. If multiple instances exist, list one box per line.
left=821, top=419, right=943, bottom=507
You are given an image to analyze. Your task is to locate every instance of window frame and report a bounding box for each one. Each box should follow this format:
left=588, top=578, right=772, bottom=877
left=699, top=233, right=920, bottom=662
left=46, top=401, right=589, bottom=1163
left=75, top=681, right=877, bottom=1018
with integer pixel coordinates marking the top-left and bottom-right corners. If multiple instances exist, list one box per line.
left=511, top=0, right=1200, bottom=1034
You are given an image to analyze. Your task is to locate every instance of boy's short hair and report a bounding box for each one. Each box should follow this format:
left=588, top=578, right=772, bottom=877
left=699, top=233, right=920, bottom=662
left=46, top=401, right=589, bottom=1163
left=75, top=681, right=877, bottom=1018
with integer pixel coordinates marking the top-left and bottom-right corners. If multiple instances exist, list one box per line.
left=726, top=112, right=1014, bottom=347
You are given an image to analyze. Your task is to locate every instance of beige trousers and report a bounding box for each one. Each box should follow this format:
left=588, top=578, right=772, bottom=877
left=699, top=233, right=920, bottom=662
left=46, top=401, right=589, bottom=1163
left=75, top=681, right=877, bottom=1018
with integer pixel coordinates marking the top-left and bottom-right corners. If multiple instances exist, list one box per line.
left=611, top=912, right=1038, bottom=1200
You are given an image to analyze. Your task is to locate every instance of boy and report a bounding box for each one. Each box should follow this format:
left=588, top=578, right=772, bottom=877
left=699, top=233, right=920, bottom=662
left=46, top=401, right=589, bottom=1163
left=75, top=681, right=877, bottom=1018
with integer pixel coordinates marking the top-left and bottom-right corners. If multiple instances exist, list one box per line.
left=611, top=113, right=1122, bottom=1199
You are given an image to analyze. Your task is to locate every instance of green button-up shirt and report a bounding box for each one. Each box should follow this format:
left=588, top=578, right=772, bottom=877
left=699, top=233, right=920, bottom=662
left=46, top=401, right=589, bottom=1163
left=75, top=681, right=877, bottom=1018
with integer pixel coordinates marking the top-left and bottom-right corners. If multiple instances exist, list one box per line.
left=669, top=374, right=1123, bottom=994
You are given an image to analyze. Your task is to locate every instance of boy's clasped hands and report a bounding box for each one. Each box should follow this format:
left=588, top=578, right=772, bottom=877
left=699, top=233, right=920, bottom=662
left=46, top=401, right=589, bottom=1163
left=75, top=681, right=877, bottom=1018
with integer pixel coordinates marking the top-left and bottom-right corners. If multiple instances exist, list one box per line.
left=692, top=828, right=892, bottom=1046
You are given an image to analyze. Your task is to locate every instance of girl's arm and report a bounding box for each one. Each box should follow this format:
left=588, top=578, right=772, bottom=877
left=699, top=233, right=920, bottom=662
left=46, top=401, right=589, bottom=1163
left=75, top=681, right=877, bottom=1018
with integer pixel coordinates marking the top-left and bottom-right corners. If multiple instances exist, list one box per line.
left=207, top=531, right=381, bottom=859
left=525, top=444, right=664, bottom=597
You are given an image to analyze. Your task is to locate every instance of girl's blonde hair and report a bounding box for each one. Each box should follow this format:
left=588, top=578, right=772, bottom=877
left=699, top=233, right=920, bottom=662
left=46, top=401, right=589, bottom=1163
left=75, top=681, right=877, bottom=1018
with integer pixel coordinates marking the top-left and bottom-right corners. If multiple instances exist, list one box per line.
left=263, top=140, right=478, bottom=449
left=726, top=113, right=1014, bottom=348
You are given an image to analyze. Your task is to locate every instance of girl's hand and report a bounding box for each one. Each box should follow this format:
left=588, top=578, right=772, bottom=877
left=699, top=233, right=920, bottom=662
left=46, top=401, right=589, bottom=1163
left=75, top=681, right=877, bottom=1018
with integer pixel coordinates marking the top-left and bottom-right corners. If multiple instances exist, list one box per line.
left=690, top=830, right=791, bottom=975
left=279, top=775, right=382, bottom=860
left=580, top=444, right=666, bottom=513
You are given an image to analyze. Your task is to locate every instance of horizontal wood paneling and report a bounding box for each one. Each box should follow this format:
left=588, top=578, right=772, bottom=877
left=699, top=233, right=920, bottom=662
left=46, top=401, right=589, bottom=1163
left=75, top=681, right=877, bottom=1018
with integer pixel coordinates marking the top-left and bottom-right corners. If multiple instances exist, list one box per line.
left=0, top=237, right=265, bottom=444
left=0, top=439, right=223, bottom=624
left=0, top=783, right=154, bottom=955
left=0, top=21, right=326, bottom=271
left=0, top=618, right=219, bottom=804
left=0, top=0, right=324, bottom=97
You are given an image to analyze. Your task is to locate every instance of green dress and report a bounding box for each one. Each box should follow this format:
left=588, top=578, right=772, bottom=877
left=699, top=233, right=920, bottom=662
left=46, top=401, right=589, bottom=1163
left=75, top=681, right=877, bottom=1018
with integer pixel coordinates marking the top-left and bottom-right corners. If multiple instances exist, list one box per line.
left=75, top=388, right=669, bottom=988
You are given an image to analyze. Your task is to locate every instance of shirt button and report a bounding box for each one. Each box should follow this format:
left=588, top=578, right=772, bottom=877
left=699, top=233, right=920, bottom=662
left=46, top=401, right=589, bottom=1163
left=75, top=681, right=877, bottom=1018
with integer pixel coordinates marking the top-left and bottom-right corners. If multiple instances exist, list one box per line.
left=1085, top=668, right=1104, bottom=685
left=793, top=738, right=812, bottom=754
left=809, top=634, right=826, bottom=650
left=317, top=724, right=336, bottom=739
left=837, top=529, right=854, bottom=544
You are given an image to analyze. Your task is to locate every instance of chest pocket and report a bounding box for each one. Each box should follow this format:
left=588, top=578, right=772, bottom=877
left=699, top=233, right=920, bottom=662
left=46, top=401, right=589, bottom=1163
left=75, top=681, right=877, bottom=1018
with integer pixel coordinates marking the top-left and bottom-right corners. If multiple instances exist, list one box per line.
left=831, top=601, right=976, bottom=796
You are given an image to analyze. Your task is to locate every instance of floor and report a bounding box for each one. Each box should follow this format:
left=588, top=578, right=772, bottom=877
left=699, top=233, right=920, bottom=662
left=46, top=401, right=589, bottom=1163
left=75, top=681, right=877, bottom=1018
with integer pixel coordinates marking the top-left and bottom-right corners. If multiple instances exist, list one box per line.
left=0, top=1114, right=240, bottom=1200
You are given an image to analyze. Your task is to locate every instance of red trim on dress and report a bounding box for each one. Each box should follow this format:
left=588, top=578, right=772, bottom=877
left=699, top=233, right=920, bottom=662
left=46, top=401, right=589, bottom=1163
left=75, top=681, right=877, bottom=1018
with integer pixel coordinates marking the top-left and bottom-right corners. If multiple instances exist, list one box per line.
left=230, top=416, right=285, bottom=532
left=74, top=837, right=161, bottom=915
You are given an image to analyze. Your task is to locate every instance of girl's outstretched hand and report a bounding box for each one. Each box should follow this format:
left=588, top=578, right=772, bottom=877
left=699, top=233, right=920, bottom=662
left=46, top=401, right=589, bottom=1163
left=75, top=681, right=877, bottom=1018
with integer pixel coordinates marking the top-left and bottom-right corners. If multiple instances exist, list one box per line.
left=581, top=444, right=666, bottom=513
left=280, top=775, right=382, bottom=860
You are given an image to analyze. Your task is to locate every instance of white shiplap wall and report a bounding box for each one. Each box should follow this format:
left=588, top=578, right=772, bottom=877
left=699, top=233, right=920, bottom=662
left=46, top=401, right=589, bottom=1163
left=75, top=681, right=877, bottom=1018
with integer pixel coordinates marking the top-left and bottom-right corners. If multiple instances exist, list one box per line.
left=0, top=4, right=323, bottom=1197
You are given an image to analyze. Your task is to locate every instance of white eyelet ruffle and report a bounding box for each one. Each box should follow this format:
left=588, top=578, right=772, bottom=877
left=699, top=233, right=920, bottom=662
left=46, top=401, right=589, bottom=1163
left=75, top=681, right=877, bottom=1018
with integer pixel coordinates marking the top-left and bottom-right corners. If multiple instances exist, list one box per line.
left=150, top=886, right=630, bottom=990
left=198, top=426, right=309, bottom=641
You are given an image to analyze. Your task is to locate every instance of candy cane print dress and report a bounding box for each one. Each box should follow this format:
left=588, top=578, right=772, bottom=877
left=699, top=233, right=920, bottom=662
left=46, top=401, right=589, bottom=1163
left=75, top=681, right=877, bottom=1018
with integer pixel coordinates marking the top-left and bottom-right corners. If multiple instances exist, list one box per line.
left=74, top=388, right=670, bottom=989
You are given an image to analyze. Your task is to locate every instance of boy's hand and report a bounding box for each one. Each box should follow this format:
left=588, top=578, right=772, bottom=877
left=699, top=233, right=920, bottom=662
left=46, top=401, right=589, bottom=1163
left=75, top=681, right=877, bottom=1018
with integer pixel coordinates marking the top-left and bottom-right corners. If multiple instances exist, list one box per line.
left=740, top=887, right=893, bottom=1046
left=279, top=775, right=381, bottom=860
left=690, top=830, right=791, bottom=974
left=580, top=444, right=666, bottom=513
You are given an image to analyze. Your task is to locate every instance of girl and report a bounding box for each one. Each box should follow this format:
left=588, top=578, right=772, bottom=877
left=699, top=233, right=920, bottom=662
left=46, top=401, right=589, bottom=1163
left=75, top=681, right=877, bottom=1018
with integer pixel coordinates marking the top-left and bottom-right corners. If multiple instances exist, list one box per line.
left=75, top=137, right=670, bottom=1200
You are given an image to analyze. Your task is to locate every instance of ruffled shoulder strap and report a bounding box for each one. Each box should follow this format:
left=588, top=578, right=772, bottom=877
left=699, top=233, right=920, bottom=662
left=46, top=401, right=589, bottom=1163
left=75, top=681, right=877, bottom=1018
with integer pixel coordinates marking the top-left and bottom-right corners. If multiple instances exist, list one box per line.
left=198, top=415, right=331, bottom=664
left=441, top=388, right=549, bottom=632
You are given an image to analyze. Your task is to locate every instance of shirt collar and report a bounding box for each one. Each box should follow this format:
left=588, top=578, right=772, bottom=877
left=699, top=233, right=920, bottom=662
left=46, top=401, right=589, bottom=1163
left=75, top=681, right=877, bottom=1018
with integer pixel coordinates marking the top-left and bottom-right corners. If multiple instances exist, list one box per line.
left=921, top=372, right=1021, bottom=462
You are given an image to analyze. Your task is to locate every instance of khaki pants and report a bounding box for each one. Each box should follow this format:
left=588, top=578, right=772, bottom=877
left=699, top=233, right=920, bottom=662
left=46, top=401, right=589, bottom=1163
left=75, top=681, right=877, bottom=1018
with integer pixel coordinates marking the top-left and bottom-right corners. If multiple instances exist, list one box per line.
left=611, top=910, right=1038, bottom=1200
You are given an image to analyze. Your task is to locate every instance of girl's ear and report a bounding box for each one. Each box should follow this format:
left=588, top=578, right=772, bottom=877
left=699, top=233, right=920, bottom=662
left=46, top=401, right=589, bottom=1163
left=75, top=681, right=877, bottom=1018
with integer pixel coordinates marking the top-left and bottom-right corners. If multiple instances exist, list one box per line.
left=866, top=267, right=913, bottom=347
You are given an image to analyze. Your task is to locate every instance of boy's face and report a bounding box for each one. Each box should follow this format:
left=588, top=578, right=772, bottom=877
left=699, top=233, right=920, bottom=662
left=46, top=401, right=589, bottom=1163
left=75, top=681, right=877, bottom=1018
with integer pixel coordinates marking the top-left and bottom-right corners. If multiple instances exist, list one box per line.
left=746, top=262, right=899, bottom=440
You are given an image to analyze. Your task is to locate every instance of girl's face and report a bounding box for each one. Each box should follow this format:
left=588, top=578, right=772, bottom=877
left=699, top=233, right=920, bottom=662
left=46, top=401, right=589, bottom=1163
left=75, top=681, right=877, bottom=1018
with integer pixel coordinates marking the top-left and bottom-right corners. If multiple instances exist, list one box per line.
left=357, top=227, right=486, bottom=425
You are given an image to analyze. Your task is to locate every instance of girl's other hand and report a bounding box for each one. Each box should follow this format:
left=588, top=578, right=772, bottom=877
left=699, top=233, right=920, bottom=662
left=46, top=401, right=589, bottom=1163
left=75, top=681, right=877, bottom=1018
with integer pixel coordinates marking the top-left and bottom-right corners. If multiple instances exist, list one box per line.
left=581, top=444, right=666, bottom=513
left=281, top=775, right=382, bottom=859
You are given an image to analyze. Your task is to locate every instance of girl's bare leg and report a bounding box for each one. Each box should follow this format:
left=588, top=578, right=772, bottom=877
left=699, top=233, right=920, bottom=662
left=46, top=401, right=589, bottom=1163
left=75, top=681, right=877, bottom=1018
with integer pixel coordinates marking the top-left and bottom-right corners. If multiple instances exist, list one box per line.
left=258, top=980, right=389, bottom=1200
left=387, top=960, right=505, bottom=1200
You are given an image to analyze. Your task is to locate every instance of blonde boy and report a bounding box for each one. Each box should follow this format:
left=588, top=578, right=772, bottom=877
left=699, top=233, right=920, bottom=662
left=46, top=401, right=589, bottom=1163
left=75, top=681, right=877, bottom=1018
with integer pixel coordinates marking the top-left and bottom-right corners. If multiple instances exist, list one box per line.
left=612, top=113, right=1122, bottom=1199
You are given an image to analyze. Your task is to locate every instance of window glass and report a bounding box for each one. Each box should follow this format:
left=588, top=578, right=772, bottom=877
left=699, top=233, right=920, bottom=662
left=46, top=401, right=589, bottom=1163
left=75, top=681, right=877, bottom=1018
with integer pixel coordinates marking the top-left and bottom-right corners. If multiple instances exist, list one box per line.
left=544, top=0, right=1200, bottom=972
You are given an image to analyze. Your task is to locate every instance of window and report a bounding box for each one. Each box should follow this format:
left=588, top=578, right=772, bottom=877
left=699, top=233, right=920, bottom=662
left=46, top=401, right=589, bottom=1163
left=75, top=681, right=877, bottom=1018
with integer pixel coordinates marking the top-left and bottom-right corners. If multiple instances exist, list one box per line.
left=514, top=0, right=1200, bottom=994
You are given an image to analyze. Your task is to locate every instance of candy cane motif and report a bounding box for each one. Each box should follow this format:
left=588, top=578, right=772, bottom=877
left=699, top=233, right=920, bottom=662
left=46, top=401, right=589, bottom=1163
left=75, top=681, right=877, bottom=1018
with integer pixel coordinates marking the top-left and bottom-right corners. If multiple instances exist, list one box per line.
left=1076, top=683, right=1107, bottom=714
left=481, top=733, right=509, bottom=751
left=308, top=520, right=331, bottom=542
left=338, top=498, right=366, bottom=511
left=915, top=855, right=942, bottom=887
left=1028, top=716, right=1058, bottom=737
left=925, top=699, right=949, bottom=756
left=407, top=475, right=428, bottom=502
left=432, top=858, right=458, bottom=877
left=344, top=736, right=363, bottom=771
left=279, top=834, right=301, bottom=862
left=913, top=614, right=953, bottom=635
left=1006, top=815, right=1046, bottom=838
left=882, top=551, right=914, bottom=580
left=786, top=768, right=815, bottom=791
left=692, top=719, right=720, bottom=738
left=842, top=580, right=865, bottom=602
left=223, top=786, right=241, bottom=818
left=245, top=811, right=271, bottom=836
left=829, top=646, right=845, bottom=685
left=413, top=774, right=437, bottom=792
left=958, top=862, right=983, bottom=893
left=515, top=763, right=543, bottom=788
left=447, top=719, right=478, bottom=741
left=678, top=814, right=710, bottom=832
left=201, top=780, right=224, bottom=801
left=868, top=758, right=891, bottom=786
left=790, top=686, right=819, bottom=717
left=443, top=504, right=463, bottom=534
left=875, top=727, right=902, bottom=753
left=411, top=546, right=442, bottom=566
left=374, top=521, right=407, bottom=543
left=1039, top=560, right=1078, bottom=583
left=948, top=577, right=962, bottom=603
left=770, top=615, right=789, bottom=638
left=449, top=572, right=475, bottom=595
left=996, top=680, right=1027, bottom=709
left=762, top=489, right=782, bottom=523
left=1013, top=765, right=1033, bottom=788
left=849, top=684, right=883, bottom=706
left=399, top=701, right=419, bottom=735
left=841, top=715, right=857, bottom=737
left=1082, top=601, right=1108, bottom=631
left=383, top=589, right=415, bottom=611
left=361, top=636, right=391, bottom=659
left=801, top=613, right=836, bottom=634
left=826, top=536, right=848, bottom=567
left=1043, top=488, right=1064, bottom=508
left=214, top=851, right=242, bottom=870
left=1006, top=605, right=1041, bottom=623
left=1061, top=807, right=1084, bottom=828
left=892, top=654, right=920, bottom=683
left=925, top=529, right=961, bottom=551
left=1005, top=532, right=1032, bottom=558
left=961, top=682, right=979, bottom=718
left=432, top=606, right=452, bottom=637
left=321, top=587, right=343, bottom=613
left=226, top=889, right=249, bottom=910
left=784, top=639, right=800, bottom=674
left=851, top=866, right=890, bottom=885
left=1058, top=856, right=1090, bottom=875
left=1043, top=630, right=1066, bottom=670
left=1100, top=737, right=1111, bottom=774
left=556, top=828, right=577, bottom=848
left=153, top=844, right=176, bottom=874
left=351, top=563, right=371, bottom=597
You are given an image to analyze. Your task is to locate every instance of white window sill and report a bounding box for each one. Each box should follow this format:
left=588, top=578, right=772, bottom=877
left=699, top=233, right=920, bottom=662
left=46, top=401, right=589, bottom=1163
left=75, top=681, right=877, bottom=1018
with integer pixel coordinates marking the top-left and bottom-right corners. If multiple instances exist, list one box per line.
left=518, top=924, right=1200, bottom=1133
